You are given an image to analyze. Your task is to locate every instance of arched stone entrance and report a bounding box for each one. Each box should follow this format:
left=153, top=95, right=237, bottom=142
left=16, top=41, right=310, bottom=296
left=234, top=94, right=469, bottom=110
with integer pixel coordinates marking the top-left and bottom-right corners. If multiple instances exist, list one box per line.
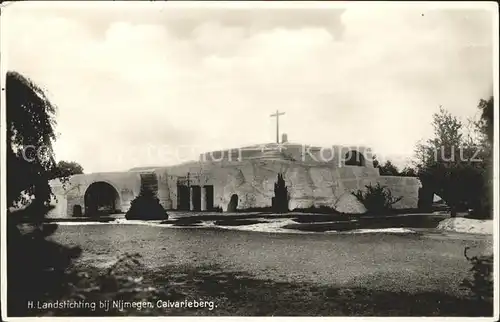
left=227, top=194, right=239, bottom=212
left=84, top=181, right=120, bottom=216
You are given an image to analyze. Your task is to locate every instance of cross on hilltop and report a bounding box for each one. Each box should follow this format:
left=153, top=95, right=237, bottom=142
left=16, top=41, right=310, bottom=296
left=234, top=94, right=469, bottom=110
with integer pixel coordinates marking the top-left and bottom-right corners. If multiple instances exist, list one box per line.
left=270, top=110, right=285, bottom=144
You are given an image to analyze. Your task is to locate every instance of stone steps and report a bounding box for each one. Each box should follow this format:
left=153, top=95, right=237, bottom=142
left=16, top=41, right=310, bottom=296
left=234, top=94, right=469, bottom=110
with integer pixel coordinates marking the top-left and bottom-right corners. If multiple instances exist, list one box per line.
left=140, top=172, right=159, bottom=194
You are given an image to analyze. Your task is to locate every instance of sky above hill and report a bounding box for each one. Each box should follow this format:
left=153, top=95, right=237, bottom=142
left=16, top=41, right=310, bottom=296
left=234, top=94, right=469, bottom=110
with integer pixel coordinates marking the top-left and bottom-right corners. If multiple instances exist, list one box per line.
left=3, top=2, right=495, bottom=172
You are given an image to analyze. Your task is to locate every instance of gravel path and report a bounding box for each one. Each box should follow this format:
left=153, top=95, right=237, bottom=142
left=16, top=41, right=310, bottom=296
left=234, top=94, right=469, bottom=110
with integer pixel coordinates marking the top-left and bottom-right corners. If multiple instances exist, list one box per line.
left=50, top=224, right=492, bottom=296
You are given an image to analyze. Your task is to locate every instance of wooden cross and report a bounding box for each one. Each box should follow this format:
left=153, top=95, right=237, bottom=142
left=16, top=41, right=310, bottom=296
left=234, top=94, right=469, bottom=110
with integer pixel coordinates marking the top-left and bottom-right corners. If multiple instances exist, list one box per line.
left=270, top=110, right=285, bottom=143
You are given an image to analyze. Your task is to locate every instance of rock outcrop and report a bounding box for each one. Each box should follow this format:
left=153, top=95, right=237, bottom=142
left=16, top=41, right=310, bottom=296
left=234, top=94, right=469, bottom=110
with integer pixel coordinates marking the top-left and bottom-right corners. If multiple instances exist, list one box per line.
left=48, top=142, right=422, bottom=217
left=156, top=159, right=421, bottom=214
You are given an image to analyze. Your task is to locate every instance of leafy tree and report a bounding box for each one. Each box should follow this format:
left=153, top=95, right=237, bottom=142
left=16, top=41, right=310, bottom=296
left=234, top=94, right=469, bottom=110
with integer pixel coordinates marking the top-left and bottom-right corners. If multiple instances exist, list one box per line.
left=473, top=96, right=494, bottom=218
left=476, top=96, right=494, bottom=144
left=399, top=167, right=417, bottom=177
left=54, top=160, right=84, bottom=178
left=6, top=71, right=58, bottom=210
left=6, top=71, right=82, bottom=315
left=414, top=105, right=489, bottom=217
left=377, top=160, right=400, bottom=176
left=375, top=158, right=417, bottom=177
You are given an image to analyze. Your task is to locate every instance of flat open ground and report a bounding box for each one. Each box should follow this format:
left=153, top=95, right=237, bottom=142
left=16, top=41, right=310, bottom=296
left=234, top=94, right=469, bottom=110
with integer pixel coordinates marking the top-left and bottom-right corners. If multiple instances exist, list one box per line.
left=47, top=220, right=494, bottom=316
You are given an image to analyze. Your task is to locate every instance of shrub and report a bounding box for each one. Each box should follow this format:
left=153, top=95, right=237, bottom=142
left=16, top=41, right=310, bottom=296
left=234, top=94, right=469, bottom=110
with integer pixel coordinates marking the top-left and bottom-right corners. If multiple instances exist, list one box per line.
left=292, top=205, right=341, bottom=215
left=461, top=246, right=493, bottom=302
left=352, top=183, right=402, bottom=214
left=125, top=186, right=168, bottom=220
left=272, top=173, right=290, bottom=213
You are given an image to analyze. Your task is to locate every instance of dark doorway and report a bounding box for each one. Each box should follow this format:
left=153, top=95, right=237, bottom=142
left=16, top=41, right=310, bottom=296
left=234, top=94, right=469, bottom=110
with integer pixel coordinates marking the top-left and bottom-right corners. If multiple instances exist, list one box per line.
left=73, top=205, right=82, bottom=217
left=344, top=150, right=366, bottom=166
left=84, top=182, right=120, bottom=216
left=177, top=185, right=190, bottom=210
left=191, top=186, right=201, bottom=211
left=205, top=185, right=214, bottom=211
left=227, top=194, right=239, bottom=212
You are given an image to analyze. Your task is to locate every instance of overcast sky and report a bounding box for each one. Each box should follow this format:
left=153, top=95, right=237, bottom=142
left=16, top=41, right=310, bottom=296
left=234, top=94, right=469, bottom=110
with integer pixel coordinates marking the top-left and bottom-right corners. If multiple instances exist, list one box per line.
left=3, top=2, right=495, bottom=173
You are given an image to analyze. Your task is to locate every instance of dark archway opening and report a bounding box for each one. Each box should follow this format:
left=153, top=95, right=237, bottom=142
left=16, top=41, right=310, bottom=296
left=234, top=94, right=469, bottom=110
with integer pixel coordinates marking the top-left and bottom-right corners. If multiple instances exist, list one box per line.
left=177, top=185, right=190, bottom=210
left=72, top=205, right=82, bottom=217
left=344, top=150, right=366, bottom=166
left=84, top=182, right=120, bottom=216
left=205, top=185, right=214, bottom=211
left=191, top=185, right=201, bottom=211
left=227, top=194, right=239, bottom=212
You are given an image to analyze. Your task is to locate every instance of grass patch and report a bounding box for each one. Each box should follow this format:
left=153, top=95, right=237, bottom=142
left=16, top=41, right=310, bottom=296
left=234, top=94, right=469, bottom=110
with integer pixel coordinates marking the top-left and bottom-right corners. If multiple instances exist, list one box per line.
left=284, top=214, right=449, bottom=232
left=231, top=207, right=274, bottom=213
left=172, top=220, right=204, bottom=227
left=292, top=214, right=354, bottom=223
left=44, top=216, right=116, bottom=223
left=213, top=219, right=268, bottom=226
left=292, top=205, right=341, bottom=214
left=284, top=222, right=359, bottom=232
left=165, top=213, right=297, bottom=223
left=363, top=208, right=438, bottom=216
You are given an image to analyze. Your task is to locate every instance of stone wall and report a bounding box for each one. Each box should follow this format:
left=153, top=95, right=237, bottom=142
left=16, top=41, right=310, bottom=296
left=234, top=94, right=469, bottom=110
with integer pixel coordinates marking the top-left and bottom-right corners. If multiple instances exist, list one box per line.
left=47, top=171, right=142, bottom=218
left=48, top=182, right=69, bottom=218
left=155, top=159, right=419, bottom=214
left=47, top=158, right=421, bottom=218
left=375, top=176, right=422, bottom=209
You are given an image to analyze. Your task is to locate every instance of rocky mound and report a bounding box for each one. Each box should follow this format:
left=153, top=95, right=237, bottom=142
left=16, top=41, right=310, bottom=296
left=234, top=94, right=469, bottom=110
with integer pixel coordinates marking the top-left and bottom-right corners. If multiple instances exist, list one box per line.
left=436, top=218, right=493, bottom=235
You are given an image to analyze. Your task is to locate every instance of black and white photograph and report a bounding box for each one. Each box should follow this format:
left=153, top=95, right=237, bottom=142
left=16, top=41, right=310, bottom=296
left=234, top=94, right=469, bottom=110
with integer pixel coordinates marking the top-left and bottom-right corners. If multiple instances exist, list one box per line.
left=0, top=1, right=498, bottom=318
